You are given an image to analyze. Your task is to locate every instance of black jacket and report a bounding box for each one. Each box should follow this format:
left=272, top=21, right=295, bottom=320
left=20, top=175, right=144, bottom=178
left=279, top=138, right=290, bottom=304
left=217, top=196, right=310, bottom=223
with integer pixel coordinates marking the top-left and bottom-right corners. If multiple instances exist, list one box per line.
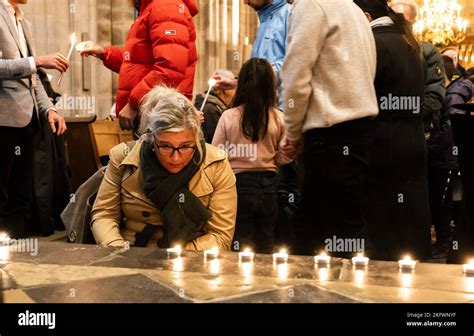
left=33, top=70, right=72, bottom=236
left=429, top=78, right=473, bottom=170
left=421, top=42, right=446, bottom=135
left=194, top=93, right=228, bottom=143
left=367, top=25, right=431, bottom=260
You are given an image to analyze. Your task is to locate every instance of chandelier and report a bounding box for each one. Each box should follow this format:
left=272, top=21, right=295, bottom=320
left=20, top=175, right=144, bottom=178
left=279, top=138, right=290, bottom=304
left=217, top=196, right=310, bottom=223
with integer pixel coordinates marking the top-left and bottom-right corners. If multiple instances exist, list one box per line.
left=413, top=0, right=469, bottom=46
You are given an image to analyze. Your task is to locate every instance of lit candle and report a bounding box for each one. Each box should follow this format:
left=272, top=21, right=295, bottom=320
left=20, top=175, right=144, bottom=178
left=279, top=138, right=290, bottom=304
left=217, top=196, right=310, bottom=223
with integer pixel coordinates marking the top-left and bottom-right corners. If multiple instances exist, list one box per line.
left=239, top=248, right=255, bottom=262
left=199, top=78, right=218, bottom=112
left=0, top=233, right=11, bottom=262
left=314, top=252, right=331, bottom=267
left=463, top=260, right=474, bottom=276
left=352, top=253, right=369, bottom=267
left=166, top=245, right=182, bottom=259
left=399, top=255, right=417, bottom=270
left=204, top=246, right=219, bottom=260
left=273, top=249, right=289, bottom=263
left=57, top=33, right=76, bottom=86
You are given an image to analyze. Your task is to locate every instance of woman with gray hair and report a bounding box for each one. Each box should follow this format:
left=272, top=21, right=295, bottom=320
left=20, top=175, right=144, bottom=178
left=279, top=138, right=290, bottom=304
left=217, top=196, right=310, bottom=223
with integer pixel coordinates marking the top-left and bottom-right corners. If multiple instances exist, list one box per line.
left=91, top=86, right=237, bottom=251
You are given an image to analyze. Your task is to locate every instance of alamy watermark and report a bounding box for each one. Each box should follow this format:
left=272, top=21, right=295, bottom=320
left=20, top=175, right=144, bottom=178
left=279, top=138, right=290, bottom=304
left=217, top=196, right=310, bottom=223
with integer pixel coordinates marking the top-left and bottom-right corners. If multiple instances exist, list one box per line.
left=380, top=94, right=421, bottom=114
left=0, top=238, right=39, bottom=256
left=324, top=235, right=365, bottom=253
left=55, top=94, right=96, bottom=115
left=217, top=141, right=258, bottom=162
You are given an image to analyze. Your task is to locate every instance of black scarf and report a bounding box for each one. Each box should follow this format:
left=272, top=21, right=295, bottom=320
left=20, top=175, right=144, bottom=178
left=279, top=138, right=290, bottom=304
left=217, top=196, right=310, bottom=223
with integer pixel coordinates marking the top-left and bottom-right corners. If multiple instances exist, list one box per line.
left=140, top=141, right=211, bottom=248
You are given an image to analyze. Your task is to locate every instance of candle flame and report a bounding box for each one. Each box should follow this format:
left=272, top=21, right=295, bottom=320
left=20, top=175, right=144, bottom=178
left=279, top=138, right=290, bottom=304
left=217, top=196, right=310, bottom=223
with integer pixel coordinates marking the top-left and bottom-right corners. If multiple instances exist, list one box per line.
left=469, top=259, right=474, bottom=266
left=244, top=248, right=251, bottom=253
left=208, top=78, right=217, bottom=87
left=404, top=255, right=412, bottom=261
left=280, top=248, right=287, bottom=255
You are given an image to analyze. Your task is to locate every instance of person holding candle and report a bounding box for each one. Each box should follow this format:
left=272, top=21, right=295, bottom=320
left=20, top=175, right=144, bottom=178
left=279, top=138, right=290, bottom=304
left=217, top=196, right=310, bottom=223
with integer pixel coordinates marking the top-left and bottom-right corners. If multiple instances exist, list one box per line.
left=212, top=58, right=293, bottom=254
left=91, top=86, right=237, bottom=251
left=0, top=0, right=68, bottom=238
left=194, top=69, right=236, bottom=143
left=354, top=0, right=431, bottom=261
left=79, top=0, right=198, bottom=132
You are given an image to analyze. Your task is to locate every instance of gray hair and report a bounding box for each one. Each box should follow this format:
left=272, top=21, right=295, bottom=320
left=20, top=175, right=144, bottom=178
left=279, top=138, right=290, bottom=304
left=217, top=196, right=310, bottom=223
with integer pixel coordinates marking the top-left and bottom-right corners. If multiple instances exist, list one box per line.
left=210, top=69, right=235, bottom=96
left=139, top=86, right=204, bottom=163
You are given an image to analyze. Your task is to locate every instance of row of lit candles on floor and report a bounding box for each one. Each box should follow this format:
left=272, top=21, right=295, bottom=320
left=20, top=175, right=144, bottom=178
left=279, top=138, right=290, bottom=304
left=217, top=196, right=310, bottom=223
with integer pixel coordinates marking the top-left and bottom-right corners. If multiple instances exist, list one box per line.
left=1, top=232, right=473, bottom=275
left=166, top=245, right=474, bottom=275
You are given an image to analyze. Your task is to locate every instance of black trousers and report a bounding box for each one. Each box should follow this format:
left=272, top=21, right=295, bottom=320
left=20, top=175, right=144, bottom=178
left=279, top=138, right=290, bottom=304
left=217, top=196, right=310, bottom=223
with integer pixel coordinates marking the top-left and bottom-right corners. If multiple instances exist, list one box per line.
left=428, top=167, right=457, bottom=245
left=295, top=117, right=375, bottom=257
left=233, top=171, right=278, bottom=254
left=0, top=117, right=38, bottom=238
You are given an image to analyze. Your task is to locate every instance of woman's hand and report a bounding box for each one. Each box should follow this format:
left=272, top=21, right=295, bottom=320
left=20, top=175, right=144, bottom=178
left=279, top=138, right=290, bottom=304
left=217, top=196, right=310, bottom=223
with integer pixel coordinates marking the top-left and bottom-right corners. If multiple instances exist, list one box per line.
left=79, top=41, right=106, bottom=60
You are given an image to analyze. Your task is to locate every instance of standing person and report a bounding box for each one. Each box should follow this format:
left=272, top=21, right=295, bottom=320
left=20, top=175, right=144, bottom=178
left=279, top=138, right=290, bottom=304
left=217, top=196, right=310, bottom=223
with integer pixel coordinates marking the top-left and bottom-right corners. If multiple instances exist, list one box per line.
left=80, top=0, right=198, bottom=132
left=194, top=69, right=236, bottom=143
left=355, top=0, right=431, bottom=261
left=244, top=0, right=300, bottom=249
left=429, top=55, right=473, bottom=258
left=244, top=0, right=291, bottom=110
left=281, top=0, right=379, bottom=257
left=0, top=0, right=68, bottom=237
left=212, top=58, right=292, bottom=253
left=390, top=0, right=446, bottom=142
left=441, top=47, right=467, bottom=79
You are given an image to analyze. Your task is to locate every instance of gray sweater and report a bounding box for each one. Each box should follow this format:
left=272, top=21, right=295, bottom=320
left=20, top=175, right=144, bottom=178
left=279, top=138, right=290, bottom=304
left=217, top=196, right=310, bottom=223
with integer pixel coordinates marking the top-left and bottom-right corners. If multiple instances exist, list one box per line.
left=282, top=0, right=379, bottom=141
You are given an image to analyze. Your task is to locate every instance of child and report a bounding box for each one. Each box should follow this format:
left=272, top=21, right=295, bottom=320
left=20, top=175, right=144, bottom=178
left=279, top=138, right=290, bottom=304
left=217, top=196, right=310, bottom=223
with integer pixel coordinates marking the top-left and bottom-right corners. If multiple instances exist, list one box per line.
left=212, top=58, right=292, bottom=253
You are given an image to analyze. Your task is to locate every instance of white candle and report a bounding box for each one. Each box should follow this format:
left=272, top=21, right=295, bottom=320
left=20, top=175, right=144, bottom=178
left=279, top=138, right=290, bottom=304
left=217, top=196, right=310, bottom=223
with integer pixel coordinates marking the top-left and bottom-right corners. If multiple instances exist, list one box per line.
left=273, top=249, right=289, bottom=263
left=314, top=252, right=331, bottom=267
left=204, top=247, right=219, bottom=260
left=166, top=245, right=182, bottom=258
left=239, top=248, right=255, bottom=262
left=399, top=255, right=417, bottom=270
left=463, top=260, right=474, bottom=275
left=199, top=78, right=218, bottom=112
left=57, top=33, right=76, bottom=86
left=352, top=253, right=369, bottom=267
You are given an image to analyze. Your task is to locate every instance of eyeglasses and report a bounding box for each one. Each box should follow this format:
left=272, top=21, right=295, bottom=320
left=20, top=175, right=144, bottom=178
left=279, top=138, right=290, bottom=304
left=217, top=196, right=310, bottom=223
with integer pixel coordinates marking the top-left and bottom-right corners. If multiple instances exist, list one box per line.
left=153, top=134, right=196, bottom=156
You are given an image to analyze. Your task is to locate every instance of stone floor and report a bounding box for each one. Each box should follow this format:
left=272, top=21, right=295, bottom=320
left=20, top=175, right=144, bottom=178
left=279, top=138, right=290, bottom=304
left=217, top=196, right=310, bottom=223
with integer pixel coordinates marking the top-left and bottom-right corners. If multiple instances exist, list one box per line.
left=1, top=242, right=473, bottom=303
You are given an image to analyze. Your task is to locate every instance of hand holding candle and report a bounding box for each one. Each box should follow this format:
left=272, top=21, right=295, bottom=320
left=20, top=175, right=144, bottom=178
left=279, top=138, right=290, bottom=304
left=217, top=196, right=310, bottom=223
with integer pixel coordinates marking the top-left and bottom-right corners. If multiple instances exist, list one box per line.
left=57, top=33, right=76, bottom=86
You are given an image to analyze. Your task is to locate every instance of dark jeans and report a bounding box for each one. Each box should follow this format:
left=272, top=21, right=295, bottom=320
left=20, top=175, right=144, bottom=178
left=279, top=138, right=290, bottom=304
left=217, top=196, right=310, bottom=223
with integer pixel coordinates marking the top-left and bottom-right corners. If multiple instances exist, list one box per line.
left=233, top=171, right=278, bottom=254
left=276, top=163, right=301, bottom=248
left=0, top=117, right=38, bottom=238
left=295, top=117, right=375, bottom=257
left=428, top=167, right=457, bottom=245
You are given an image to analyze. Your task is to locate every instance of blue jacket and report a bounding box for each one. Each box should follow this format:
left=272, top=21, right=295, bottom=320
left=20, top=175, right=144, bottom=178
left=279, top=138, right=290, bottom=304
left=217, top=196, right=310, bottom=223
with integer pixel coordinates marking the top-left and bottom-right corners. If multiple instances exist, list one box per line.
left=252, top=0, right=291, bottom=109
left=252, top=0, right=290, bottom=73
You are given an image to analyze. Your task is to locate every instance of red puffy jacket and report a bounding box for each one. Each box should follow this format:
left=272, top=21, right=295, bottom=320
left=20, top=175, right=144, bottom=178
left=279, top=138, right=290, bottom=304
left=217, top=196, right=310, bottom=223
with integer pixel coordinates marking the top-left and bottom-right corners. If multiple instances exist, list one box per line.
left=102, top=0, right=198, bottom=116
